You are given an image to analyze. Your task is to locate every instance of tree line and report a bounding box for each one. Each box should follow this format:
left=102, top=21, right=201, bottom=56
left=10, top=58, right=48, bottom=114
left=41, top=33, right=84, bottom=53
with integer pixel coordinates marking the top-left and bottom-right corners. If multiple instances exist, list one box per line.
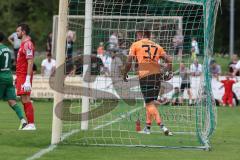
left=0, top=0, right=239, bottom=54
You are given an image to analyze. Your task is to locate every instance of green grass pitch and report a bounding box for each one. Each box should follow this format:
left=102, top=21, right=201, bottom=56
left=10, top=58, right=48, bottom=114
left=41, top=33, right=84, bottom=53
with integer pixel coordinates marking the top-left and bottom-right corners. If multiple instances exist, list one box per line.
left=0, top=100, right=240, bottom=160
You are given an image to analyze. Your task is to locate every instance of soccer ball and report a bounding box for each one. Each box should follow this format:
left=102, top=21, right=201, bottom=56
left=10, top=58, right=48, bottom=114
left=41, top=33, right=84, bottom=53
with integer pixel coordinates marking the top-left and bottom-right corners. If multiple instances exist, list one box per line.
left=160, top=64, right=173, bottom=81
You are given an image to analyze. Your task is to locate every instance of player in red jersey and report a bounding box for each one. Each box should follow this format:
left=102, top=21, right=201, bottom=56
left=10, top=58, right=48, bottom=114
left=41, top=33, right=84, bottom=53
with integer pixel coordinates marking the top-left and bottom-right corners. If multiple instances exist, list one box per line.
left=218, top=75, right=237, bottom=108
left=16, top=24, right=36, bottom=130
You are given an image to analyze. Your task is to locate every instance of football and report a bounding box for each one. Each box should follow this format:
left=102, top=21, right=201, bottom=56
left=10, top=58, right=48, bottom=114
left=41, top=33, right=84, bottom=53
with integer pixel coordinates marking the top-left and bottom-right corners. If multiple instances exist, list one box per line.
left=160, top=63, right=173, bottom=81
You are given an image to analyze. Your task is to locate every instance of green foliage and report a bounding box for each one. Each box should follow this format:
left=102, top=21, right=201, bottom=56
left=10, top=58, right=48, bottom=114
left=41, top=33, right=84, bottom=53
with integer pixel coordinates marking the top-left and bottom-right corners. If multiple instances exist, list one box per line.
left=0, top=0, right=59, bottom=50
left=0, top=0, right=239, bottom=54
left=214, top=0, right=240, bottom=54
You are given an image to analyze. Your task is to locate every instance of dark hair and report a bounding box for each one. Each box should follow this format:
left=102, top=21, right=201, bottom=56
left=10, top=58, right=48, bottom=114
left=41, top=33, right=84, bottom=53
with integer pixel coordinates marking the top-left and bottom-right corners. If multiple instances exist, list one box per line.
left=47, top=52, right=52, bottom=57
left=210, top=59, right=216, bottom=65
left=137, top=29, right=151, bottom=39
left=0, top=32, right=5, bottom=42
left=18, top=23, right=30, bottom=35
left=143, top=30, right=151, bottom=38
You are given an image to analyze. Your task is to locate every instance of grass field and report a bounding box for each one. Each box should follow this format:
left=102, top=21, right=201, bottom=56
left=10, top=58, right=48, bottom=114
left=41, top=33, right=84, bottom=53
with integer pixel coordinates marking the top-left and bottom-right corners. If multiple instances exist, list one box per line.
left=0, top=100, right=240, bottom=160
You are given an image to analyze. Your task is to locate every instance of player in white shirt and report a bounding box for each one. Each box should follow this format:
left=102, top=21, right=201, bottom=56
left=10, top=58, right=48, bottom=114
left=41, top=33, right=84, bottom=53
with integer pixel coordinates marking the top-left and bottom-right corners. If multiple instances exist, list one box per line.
left=41, top=52, right=56, bottom=77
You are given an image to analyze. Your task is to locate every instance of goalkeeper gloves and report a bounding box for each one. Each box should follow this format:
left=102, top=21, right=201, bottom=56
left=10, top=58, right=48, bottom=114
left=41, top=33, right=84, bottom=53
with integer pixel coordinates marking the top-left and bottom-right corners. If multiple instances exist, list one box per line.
left=22, top=75, right=31, bottom=92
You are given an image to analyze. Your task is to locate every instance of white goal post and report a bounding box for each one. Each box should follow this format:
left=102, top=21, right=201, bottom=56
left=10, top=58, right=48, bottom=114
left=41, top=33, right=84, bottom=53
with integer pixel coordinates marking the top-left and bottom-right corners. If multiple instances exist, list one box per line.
left=51, top=0, right=68, bottom=145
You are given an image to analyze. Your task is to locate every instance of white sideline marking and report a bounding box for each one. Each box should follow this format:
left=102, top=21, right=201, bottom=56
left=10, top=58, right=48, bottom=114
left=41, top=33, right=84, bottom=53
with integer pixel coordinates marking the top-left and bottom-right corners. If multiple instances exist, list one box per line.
left=26, top=106, right=143, bottom=160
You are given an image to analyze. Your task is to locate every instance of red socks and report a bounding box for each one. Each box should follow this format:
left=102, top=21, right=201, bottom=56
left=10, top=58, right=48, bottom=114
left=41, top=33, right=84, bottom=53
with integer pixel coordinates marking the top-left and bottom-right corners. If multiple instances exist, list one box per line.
left=23, top=102, right=34, bottom=124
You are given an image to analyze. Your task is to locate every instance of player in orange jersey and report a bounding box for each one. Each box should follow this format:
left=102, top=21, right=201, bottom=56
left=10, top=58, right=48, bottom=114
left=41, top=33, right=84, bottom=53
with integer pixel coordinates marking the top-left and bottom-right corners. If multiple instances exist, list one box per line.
left=123, top=30, right=173, bottom=135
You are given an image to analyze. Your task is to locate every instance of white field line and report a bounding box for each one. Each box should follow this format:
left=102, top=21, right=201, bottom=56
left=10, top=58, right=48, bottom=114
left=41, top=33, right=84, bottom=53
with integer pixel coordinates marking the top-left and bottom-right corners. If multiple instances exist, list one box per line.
left=26, top=106, right=143, bottom=160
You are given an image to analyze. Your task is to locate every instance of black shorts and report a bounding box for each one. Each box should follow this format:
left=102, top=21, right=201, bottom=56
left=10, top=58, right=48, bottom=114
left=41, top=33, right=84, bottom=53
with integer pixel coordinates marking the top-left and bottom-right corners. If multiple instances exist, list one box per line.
left=139, top=74, right=161, bottom=104
left=180, top=83, right=191, bottom=92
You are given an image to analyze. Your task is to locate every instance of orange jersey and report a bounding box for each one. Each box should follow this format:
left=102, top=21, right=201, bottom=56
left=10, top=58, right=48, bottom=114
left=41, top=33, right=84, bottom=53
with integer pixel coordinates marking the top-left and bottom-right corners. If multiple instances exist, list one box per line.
left=129, top=38, right=166, bottom=78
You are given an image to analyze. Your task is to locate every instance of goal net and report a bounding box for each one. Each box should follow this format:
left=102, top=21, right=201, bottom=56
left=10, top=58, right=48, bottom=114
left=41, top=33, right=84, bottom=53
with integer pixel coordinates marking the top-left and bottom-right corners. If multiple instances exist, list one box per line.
left=51, top=0, right=220, bottom=150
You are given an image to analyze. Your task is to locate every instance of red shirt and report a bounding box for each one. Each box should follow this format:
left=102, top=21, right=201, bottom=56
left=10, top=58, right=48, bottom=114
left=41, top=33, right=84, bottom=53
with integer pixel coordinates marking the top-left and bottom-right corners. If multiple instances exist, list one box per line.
left=16, top=37, right=34, bottom=76
left=221, top=80, right=235, bottom=93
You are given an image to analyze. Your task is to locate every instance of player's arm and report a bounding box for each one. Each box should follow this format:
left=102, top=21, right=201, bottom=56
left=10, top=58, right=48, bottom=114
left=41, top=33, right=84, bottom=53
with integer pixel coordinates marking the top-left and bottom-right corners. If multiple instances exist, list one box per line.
left=161, top=53, right=172, bottom=64
left=22, top=58, right=33, bottom=92
left=122, top=55, right=135, bottom=82
left=159, top=47, right=173, bottom=72
left=27, top=58, right=34, bottom=77
left=8, top=34, right=14, bottom=46
left=22, top=42, right=34, bottom=92
left=122, top=44, right=136, bottom=81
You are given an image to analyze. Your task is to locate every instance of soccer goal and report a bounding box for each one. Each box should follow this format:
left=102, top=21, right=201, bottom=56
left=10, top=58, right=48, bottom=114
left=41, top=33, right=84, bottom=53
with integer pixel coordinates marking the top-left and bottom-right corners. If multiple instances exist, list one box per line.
left=51, top=0, right=220, bottom=150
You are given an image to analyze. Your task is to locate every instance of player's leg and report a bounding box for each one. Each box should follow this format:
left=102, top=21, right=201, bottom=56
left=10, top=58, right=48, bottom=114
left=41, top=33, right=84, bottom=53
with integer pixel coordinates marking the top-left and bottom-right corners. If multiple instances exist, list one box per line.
left=180, top=83, right=185, bottom=95
left=177, top=45, right=183, bottom=61
left=20, top=94, right=36, bottom=130
left=0, top=84, right=5, bottom=99
left=139, top=75, right=154, bottom=134
left=8, top=100, right=27, bottom=129
left=179, top=97, right=184, bottom=105
left=222, top=94, right=227, bottom=107
left=172, top=98, right=177, bottom=105
left=186, top=83, right=193, bottom=105
left=153, top=76, right=173, bottom=136
left=141, top=74, right=172, bottom=136
left=228, top=93, right=233, bottom=108
left=16, top=75, right=36, bottom=130
left=1, top=84, right=27, bottom=129
left=141, top=105, right=152, bottom=134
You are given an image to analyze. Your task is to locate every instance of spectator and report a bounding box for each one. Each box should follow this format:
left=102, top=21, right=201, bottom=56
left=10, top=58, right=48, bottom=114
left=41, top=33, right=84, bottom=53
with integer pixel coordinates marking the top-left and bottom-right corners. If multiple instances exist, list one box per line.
left=97, top=42, right=105, bottom=58
left=109, top=32, right=118, bottom=50
left=8, top=32, right=21, bottom=62
left=190, top=59, right=202, bottom=76
left=46, top=32, right=52, bottom=53
left=110, top=51, right=123, bottom=78
left=191, top=37, right=199, bottom=60
left=172, top=30, right=184, bottom=61
left=66, top=30, right=76, bottom=60
left=73, top=54, right=104, bottom=76
left=178, top=63, right=193, bottom=105
left=41, top=52, right=56, bottom=77
left=101, top=52, right=112, bottom=76
left=91, top=54, right=104, bottom=76
left=210, top=60, right=221, bottom=78
left=65, top=30, right=76, bottom=76
left=229, top=54, right=240, bottom=76
left=171, top=87, right=183, bottom=106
